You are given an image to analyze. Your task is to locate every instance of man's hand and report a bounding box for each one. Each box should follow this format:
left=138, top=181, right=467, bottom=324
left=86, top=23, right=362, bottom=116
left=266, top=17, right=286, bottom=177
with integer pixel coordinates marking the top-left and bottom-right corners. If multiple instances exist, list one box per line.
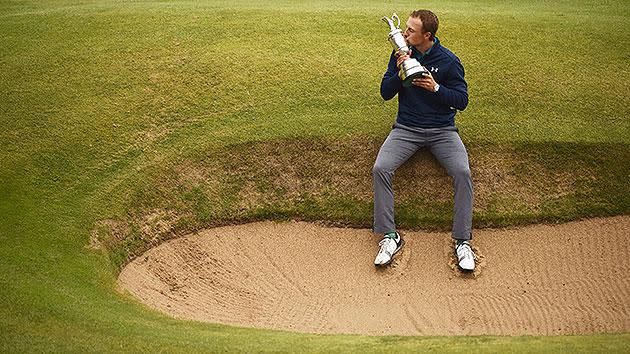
left=395, top=52, right=410, bottom=67
left=412, top=71, right=439, bottom=92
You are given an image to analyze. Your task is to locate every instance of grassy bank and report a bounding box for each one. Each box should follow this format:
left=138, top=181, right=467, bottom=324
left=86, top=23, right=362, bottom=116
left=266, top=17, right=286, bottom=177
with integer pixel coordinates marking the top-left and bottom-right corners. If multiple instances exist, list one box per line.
left=1, top=0, right=629, bottom=351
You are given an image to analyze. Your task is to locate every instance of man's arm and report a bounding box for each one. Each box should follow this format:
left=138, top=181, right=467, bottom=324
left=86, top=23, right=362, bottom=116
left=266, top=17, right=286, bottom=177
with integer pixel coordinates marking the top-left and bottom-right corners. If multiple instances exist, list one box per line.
left=380, top=51, right=402, bottom=101
left=411, top=58, right=469, bottom=111
left=434, top=58, right=468, bottom=110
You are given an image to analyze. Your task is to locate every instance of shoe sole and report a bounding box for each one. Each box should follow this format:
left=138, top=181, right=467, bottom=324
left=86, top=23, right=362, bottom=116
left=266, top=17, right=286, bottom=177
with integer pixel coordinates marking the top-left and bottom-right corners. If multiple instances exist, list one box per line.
left=458, top=264, right=475, bottom=272
left=375, top=238, right=405, bottom=267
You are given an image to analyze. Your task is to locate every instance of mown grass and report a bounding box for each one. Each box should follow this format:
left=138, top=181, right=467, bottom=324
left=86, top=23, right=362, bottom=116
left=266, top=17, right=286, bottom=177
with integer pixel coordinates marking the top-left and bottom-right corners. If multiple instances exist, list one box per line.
left=1, top=0, right=629, bottom=352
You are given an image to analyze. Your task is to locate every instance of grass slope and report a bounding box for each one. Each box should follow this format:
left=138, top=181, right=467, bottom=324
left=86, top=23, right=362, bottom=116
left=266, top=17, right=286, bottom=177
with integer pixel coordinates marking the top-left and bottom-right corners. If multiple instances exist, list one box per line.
left=1, top=0, right=629, bottom=351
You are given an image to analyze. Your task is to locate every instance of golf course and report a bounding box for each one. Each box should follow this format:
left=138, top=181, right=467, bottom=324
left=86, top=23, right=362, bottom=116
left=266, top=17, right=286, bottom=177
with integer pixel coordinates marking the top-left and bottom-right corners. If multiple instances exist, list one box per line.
left=1, top=0, right=629, bottom=352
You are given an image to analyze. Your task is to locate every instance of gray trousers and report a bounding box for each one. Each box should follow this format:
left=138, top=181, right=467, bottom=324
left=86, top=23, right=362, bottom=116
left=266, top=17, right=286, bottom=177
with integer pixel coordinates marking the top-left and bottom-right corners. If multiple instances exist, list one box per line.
left=372, top=123, right=473, bottom=240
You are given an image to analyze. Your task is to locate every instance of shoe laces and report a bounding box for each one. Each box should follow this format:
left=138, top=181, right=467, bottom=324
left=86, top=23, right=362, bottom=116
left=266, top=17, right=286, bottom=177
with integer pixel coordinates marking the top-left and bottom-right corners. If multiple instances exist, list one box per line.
left=378, top=238, right=395, bottom=254
left=378, top=238, right=388, bottom=248
left=456, top=241, right=474, bottom=258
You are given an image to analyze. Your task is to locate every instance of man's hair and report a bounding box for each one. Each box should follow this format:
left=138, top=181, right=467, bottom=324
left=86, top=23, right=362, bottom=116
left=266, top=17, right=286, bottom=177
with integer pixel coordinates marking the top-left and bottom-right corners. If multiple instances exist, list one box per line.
left=410, top=10, right=439, bottom=40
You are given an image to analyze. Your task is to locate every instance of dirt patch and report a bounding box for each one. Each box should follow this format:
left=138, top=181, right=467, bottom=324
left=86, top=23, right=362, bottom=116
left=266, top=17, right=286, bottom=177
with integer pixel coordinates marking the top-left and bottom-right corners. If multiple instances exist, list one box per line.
left=138, top=209, right=181, bottom=244
left=119, top=216, right=630, bottom=336
left=215, top=138, right=609, bottom=217
left=89, top=219, right=130, bottom=250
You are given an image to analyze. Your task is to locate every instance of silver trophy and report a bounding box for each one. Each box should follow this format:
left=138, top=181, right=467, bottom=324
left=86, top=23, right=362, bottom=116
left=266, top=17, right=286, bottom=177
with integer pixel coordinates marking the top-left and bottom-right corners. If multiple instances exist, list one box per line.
left=382, top=13, right=428, bottom=87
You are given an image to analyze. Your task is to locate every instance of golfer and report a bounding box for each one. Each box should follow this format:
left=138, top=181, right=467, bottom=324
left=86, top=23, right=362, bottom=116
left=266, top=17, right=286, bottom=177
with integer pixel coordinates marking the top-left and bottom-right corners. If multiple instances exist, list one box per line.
left=373, top=10, right=475, bottom=270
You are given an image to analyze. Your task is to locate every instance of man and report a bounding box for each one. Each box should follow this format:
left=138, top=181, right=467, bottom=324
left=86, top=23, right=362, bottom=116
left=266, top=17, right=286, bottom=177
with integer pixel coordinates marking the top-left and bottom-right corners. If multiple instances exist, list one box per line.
left=372, top=10, right=475, bottom=271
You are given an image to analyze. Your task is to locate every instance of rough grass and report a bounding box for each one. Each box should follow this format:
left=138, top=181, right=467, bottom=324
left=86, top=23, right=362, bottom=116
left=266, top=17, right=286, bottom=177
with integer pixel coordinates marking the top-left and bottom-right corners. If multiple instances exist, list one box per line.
left=1, top=0, right=629, bottom=352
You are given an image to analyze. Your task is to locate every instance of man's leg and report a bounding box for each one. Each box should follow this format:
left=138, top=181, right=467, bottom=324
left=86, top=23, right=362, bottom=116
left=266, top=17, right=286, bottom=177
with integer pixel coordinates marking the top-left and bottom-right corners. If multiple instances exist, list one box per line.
left=427, top=129, right=473, bottom=240
left=372, top=128, right=421, bottom=234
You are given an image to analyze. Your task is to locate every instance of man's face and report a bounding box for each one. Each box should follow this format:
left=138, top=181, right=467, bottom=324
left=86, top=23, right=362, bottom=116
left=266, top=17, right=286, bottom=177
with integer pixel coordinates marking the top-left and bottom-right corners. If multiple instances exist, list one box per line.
left=403, top=17, right=431, bottom=47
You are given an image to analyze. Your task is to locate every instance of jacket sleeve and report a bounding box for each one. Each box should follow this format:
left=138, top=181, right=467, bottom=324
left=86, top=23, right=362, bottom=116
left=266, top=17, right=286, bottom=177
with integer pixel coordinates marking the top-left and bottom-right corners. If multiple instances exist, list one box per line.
left=380, top=51, right=402, bottom=101
left=433, top=58, right=468, bottom=111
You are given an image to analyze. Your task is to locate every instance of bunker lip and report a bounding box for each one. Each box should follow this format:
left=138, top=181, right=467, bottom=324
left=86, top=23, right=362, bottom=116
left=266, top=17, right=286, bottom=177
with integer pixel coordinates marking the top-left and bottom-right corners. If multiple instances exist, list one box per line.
left=118, top=216, right=630, bottom=336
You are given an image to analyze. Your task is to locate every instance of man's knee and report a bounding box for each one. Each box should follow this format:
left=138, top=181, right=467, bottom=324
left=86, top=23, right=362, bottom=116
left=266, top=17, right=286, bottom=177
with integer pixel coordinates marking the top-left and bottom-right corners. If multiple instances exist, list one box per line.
left=372, top=160, right=391, bottom=177
left=450, top=165, right=471, bottom=180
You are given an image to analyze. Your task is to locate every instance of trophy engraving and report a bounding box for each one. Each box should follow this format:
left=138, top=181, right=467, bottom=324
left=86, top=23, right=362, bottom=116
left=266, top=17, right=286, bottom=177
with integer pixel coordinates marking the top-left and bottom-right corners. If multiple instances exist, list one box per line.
left=382, top=13, right=429, bottom=87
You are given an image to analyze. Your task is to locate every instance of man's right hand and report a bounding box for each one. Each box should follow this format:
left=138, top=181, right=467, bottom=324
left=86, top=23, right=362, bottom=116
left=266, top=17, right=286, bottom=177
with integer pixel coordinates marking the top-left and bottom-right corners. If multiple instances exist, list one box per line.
left=396, top=52, right=410, bottom=67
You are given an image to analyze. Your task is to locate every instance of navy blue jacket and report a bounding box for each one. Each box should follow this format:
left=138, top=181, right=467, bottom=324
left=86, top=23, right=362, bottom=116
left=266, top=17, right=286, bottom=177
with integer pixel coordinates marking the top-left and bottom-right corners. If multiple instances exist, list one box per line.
left=380, top=37, right=468, bottom=128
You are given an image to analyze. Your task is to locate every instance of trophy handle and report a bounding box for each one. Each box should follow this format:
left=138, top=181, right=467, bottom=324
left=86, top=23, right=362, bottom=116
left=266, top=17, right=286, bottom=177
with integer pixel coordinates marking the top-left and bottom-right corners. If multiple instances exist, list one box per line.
left=381, top=16, right=394, bottom=31
left=392, top=13, right=400, bottom=28
left=382, top=13, right=401, bottom=32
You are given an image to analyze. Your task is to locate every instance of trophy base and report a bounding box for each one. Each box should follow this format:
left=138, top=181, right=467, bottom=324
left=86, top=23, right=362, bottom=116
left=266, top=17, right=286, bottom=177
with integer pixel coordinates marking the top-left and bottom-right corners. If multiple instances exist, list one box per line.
left=399, top=59, right=429, bottom=87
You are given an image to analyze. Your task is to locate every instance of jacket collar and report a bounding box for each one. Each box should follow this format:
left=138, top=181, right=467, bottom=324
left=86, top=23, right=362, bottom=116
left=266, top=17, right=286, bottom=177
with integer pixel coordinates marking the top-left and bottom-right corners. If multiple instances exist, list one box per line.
left=411, top=37, right=440, bottom=61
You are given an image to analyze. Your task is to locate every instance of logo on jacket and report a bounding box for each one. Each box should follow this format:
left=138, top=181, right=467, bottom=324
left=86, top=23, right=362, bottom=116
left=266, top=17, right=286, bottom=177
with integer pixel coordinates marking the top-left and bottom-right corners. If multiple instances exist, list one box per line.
left=430, top=67, right=439, bottom=73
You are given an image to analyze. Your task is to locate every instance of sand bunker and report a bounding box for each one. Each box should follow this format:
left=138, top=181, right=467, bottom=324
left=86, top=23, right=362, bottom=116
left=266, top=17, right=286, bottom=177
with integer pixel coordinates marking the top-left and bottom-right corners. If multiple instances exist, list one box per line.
left=119, top=216, right=630, bottom=336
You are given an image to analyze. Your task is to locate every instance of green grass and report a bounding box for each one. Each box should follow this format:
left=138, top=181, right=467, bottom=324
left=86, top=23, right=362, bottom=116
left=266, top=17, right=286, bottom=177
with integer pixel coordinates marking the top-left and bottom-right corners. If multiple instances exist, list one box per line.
left=1, top=0, right=629, bottom=351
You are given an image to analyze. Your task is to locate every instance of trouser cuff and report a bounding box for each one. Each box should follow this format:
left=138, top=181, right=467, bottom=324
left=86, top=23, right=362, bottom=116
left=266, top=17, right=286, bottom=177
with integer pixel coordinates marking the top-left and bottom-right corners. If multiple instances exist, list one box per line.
left=452, top=232, right=472, bottom=241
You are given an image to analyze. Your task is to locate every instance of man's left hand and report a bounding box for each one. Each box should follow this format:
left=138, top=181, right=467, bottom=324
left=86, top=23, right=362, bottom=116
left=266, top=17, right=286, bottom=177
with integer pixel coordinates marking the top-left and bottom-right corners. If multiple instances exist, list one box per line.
left=412, top=72, right=438, bottom=92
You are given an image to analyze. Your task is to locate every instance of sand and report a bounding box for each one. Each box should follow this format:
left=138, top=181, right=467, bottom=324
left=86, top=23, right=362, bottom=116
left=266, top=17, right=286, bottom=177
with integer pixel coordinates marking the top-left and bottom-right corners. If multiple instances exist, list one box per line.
left=118, top=216, right=630, bottom=336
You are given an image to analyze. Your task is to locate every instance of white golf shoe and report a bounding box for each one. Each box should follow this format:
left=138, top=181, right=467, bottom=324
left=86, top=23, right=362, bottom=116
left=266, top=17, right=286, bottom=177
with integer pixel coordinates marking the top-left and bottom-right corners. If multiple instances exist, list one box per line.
left=455, top=240, right=475, bottom=271
left=374, top=232, right=405, bottom=266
